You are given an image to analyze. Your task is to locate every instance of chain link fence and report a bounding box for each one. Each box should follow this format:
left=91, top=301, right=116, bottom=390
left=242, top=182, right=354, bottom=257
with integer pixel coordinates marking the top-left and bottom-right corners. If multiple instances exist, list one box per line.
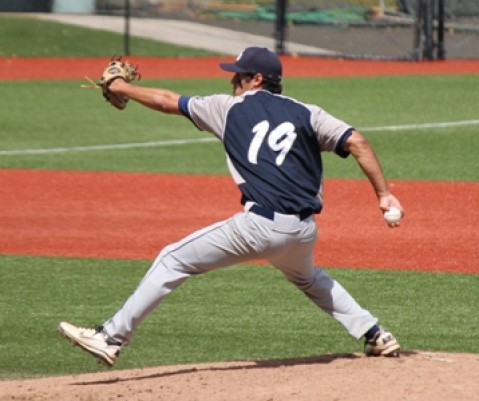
left=94, top=1, right=479, bottom=59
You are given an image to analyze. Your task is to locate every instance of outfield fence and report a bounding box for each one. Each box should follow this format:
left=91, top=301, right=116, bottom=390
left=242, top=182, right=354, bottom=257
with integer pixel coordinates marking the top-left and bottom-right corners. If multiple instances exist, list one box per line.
left=93, top=0, right=478, bottom=60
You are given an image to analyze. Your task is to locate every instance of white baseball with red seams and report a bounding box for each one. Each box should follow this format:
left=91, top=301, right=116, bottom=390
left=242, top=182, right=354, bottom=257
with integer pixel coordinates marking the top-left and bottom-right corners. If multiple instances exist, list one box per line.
left=384, top=207, right=402, bottom=224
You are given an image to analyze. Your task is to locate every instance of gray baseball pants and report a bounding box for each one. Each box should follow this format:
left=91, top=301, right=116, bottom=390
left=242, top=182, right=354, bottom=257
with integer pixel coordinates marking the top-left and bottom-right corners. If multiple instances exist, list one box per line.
left=103, top=204, right=378, bottom=345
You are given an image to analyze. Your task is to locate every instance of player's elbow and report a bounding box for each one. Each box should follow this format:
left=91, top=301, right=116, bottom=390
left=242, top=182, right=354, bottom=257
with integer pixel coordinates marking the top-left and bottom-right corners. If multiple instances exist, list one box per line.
left=344, top=130, right=371, bottom=155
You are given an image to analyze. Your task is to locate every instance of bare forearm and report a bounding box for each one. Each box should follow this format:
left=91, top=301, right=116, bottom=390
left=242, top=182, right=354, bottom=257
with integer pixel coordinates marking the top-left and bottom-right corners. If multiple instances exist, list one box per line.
left=345, top=130, right=390, bottom=198
left=345, top=131, right=405, bottom=225
left=109, top=79, right=182, bottom=114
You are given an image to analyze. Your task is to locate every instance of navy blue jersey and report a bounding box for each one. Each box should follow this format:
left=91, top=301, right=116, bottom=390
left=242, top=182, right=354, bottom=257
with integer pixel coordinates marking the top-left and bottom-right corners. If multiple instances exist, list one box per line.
left=179, top=90, right=352, bottom=214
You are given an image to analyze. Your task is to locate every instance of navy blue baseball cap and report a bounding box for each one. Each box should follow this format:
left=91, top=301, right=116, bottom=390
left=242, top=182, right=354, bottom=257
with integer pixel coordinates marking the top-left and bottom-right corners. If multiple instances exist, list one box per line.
left=219, top=47, right=282, bottom=82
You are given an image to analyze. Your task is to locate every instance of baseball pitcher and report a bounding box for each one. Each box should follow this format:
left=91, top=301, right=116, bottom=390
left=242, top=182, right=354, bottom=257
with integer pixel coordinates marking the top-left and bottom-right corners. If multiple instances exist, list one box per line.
left=59, top=48, right=403, bottom=366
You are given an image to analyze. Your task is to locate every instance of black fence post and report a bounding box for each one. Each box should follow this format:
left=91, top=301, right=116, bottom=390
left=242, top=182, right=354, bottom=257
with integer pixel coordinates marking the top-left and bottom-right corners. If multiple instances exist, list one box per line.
left=437, top=0, right=446, bottom=60
left=274, top=0, right=287, bottom=55
left=423, top=0, right=435, bottom=60
left=124, top=0, right=131, bottom=56
left=413, top=0, right=424, bottom=60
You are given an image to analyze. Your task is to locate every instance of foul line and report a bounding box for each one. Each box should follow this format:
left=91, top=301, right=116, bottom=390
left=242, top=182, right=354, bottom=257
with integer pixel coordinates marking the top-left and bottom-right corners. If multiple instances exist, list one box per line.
left=1, top=119, right=479, bottom=156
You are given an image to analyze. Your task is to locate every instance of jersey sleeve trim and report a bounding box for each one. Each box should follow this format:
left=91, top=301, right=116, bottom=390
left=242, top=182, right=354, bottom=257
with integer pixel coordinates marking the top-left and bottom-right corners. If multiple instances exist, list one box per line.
left=178, top=96, right=191, bottom=118
left=179, top=95, right=205, bottom=131
left=335, top=128, right=354, bottom=158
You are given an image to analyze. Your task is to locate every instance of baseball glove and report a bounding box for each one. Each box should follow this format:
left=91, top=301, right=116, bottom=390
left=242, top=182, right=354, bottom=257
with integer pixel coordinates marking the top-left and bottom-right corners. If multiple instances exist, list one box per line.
left=99, top=56, right=141, bottom=110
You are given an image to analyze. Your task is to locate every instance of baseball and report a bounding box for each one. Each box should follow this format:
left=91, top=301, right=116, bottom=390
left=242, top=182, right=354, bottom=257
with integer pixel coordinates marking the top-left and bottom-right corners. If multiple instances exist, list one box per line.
left=383, top=207, right=402, bottom=224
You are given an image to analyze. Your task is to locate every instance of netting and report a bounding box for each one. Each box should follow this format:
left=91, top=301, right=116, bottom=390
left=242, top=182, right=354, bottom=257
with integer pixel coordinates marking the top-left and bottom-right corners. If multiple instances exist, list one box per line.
left=95, top=1, right=479, bottom=60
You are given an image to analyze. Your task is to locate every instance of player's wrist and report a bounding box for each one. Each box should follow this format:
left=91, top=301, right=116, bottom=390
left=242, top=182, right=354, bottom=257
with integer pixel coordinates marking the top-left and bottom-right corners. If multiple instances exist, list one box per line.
left=376, top=190, right=391, bottom=200
left=108, top=78, right=126, bottom=93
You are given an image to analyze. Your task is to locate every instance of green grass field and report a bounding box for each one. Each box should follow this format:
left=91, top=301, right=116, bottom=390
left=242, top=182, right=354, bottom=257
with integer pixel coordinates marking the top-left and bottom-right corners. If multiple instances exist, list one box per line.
left=0, top=16, right=478, bottom=379
left=1, top=75, right=478, bottom=180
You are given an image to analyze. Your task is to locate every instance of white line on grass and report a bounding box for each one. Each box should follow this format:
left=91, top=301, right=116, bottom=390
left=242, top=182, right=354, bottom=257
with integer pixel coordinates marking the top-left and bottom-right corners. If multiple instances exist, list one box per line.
left=0, top=137, right=216, bottom=156
left=361, top=119, right=479, bottom=132
left=1, top=119, right=479, bottom=156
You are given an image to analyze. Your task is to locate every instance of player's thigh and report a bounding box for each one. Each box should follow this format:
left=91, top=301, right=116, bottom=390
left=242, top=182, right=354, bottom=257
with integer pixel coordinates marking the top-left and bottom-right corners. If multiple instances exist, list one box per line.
left=268, top=228, right=317, bottom=282
left=163, top=213, right=262, bottom=273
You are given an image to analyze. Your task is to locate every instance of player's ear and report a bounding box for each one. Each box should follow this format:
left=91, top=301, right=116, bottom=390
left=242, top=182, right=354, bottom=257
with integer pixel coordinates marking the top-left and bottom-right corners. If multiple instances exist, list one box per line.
left=253, top=73, right=264, bottom=88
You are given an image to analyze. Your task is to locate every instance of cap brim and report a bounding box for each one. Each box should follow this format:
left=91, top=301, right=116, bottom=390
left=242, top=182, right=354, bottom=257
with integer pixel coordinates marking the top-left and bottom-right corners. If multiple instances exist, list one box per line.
left=219, top=62, right=247, bottom=73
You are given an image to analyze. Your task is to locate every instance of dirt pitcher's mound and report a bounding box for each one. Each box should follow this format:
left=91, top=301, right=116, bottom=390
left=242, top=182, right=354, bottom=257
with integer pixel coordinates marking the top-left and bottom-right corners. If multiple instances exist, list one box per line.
left=1, top=352, right=478, bottom=401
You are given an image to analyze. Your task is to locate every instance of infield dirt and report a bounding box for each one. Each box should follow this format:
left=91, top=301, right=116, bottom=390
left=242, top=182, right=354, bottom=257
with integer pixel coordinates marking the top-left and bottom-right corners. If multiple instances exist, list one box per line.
left=2, top=169, right=478, bottom=273
left=0, top=57, right=478, bottom=400
left=1, top=352, right=478, bottom=401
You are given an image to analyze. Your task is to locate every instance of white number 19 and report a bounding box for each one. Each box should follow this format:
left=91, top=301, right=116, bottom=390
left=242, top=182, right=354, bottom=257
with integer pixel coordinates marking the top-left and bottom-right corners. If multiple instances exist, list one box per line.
left=248, top=121, right=297, bottom=166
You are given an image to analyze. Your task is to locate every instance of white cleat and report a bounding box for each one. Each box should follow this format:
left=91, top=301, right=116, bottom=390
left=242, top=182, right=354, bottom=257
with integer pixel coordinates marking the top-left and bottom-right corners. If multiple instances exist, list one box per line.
left=364, top=327, right=400, bottom=357
left=58, top=321, right=122, bottom=367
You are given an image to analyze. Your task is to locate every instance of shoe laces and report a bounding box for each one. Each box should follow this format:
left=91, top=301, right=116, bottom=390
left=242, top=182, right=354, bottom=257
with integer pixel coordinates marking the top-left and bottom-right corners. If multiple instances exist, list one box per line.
left=94, top=325, right=122, bottom=347
left=74, top=326, right=99, bottom=337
